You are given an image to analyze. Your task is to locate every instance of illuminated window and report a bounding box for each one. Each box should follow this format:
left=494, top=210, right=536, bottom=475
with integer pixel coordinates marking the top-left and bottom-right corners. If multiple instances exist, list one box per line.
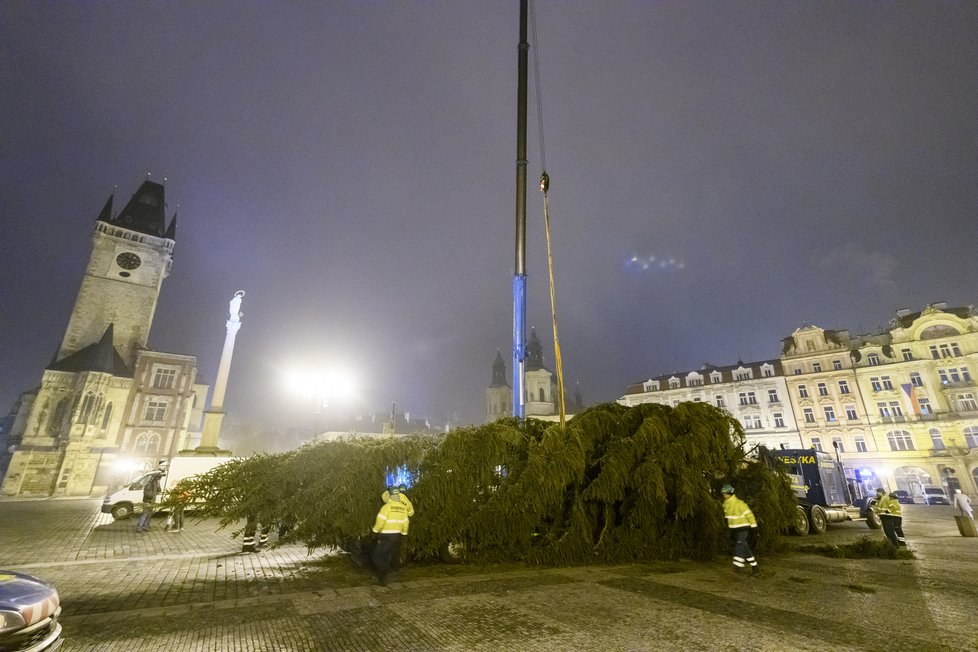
left=918, top=397, right=932, bottom=414
left=824, top=406, right=836, bottom=422
left=870, top=378, right=883, bottom=392
left=886, top=430, right=915, bottom=451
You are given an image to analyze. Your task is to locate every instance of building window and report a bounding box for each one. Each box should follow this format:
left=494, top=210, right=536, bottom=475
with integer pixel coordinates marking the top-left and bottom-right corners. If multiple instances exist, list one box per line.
left=768, top=389, right=779, bottom=403
left=929, top=428, right=945, bottom=450
left=854, top=435, right=868, bottom=452
left=833, top=359, right=843, bottom=370
left=832, top=436, right=844, bottom=452
left=867, top=353, right=881, bottom=366
left=773, top=413, right=785, bottom=428
left=735, top=370, right=753, bottom=381
left=739, top=392, right=757, bottom=406
left=669, top=377, right=680, bottom=389
left=909, top=372, right=923, bottom=388
left=812, top=362, right=822, bottom=373
left=715, top=395, right=725, bottom=408
left=794, top=368, right=802, bottom=375
left=958, top=393, right=978, bottom=412
left=803, top=408, right=815, bottom=424
left=870, top=377, right=883, bottom=392
left=918, top=397, right=932, bottom=414
left=902, top=348, right=913, bottom=361
left=689, top=378, right=703, bottom=387
left=153, top=367, right=176, bottom=390
left=931, top=343, right=960, bottom=359
left=890, top=401, right=903, bottom=417
left=964, top=426, right=978, bottom=448
left=710, top=371, right=722, bottom=383
left=798, top=385, right=809, bottom=398
left=845, top=405, right=858, bottom=420
left=744, top=415, right=761, bottom=429
left=824, top=406, right=837, bottom=422
left=50, top=398, right=70, bottom=434
left=878, top=402, right=890, bottom=418
left=881, top=376, right=894, bottom=390
left=811, top=437, right=823, bottom=452
left=838, top=380, right=850, bottom=395
left=80, top=393, right=97, bottom=423
left=144, top=400, right=167, bottom=422
left=817, top=382, right=829, bottom=397
left=887, top=430, right=915, bottom=451
left=100, top=403, right=113, bottom=431
left=135, top=433, right=162, bottom=454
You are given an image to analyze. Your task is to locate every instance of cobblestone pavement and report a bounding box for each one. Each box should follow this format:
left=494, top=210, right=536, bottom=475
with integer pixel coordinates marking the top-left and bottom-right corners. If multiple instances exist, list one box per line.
left=1, top=498, right=975, bottom=651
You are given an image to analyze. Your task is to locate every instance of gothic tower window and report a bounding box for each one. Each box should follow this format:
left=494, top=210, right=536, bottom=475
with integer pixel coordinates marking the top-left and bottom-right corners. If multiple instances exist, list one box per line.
left=100, top=403, right=113, bottom=432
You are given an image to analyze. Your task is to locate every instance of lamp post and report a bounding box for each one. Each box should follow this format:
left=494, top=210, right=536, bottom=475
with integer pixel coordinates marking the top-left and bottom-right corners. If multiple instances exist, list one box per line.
left=287, top=367, right=356, bottom=440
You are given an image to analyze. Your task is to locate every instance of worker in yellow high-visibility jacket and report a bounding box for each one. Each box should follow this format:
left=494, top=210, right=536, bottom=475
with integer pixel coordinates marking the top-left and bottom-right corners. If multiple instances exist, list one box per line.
left=722, top=484, right=759, bottom=576
left=874, top=487, right=906, bottom=547
left=371, top=486, right=411, bottom=585
left=382, top=484, right=414, bottom=572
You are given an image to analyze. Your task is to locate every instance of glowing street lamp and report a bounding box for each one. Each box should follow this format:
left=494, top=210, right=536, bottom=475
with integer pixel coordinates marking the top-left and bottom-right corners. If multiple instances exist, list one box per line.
left=286, top=367, right=357, bottom=437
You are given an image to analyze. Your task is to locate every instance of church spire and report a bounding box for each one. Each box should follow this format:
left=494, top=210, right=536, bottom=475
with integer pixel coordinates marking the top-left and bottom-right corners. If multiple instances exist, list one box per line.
left=491, top=349, right=508, bottom=387
left=165, top=212, right=177, bottom=240
left=96, top=195, right=113, bottom=223
left=108, top=180, right=167, bottom=237
left=525, top=328, right=544, bottom=371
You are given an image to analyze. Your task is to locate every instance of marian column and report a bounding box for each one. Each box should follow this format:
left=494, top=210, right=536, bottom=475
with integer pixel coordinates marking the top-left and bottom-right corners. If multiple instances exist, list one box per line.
left=191, top=291, right=244, bottom=455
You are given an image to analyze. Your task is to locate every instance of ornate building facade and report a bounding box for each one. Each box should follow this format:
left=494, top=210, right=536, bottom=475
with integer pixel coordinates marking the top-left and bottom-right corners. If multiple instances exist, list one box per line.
left=1, top=180, right=208, bottom=497
left=620, top=303, right=978, bottom=499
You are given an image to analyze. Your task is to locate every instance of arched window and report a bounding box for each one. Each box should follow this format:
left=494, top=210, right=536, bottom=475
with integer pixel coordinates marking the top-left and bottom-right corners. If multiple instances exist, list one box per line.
left=101, top=403, right=113, bottom=431
left=50, top=399, right=69, bottom=434
left=964, top=426, right=978, bottom=449
left=886, top=430, right=915, bottom=451
left=147, top=433, right=161, bottom=453
left=538, top=388, right=545, bottom=402
left=930, top=428, right=945, bottom=450
left=135, top=434, right=150, bottom=453
left=80, top=393, right=95, bottom=423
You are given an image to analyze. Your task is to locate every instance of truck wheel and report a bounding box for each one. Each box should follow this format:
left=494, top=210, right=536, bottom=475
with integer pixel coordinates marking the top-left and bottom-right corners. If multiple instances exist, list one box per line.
left=809, top=506, right=828, bottom=535
left=111, top=503, right=134, bottom=520
left=438, top=541, right=464, bottom=564
left=865, top=507, right=882, bottom=530
left=792, top=506, right=810, bottom=536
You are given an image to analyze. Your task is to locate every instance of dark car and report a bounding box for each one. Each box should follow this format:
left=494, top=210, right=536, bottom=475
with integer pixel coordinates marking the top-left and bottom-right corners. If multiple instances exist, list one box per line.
left=0, top=570, right=64, bottom=651
left=921, top=487, right=950, bottom=505
left=892, top=490, right=914, bottom=505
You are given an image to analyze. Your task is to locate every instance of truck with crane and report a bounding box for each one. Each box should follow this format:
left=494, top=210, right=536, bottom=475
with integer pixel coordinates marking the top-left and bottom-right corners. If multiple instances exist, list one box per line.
left=760, top=447, right=882, bottom=535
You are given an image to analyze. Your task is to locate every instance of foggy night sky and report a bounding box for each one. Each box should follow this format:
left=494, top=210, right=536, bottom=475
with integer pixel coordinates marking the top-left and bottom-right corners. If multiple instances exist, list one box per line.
left=2, top=1, right=977, bottom=437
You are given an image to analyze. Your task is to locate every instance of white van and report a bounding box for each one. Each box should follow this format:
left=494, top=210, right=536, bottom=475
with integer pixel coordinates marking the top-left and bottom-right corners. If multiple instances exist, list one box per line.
left=101, top=456, right=233, bottom=520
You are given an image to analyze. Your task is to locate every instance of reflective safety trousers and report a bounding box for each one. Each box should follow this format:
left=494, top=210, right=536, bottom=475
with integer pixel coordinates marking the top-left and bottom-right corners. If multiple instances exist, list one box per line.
left=723, top=496, right=758, bottom=529
left=373, top=500, right=410, bottom=535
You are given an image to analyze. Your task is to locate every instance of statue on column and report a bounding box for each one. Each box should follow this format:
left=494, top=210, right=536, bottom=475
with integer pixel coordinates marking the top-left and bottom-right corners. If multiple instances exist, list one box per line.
left=229, top=290, right=245, bottom=322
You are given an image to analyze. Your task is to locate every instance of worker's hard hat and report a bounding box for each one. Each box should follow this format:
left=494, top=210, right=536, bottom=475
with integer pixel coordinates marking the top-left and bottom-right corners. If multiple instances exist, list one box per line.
left=389, top=485, right=400, bottom=494
left=875, top=487, right=885, bottom=494
left=397, top=484, right=407, bottom=492
left=721, top=484, right=735, bottom=494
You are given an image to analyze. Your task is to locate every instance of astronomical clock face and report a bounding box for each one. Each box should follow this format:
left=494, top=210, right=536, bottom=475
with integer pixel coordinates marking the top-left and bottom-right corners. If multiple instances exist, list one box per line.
left=116, top=252, right=142, bottom=270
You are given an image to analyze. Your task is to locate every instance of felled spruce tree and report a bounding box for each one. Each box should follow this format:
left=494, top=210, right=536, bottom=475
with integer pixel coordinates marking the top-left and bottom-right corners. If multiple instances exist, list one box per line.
left=181, top=402, right=795, bottom=563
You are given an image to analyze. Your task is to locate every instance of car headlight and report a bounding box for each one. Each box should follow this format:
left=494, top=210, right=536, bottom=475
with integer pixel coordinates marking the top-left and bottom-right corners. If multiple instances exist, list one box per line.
left=0, top=609, right=27, bottom=634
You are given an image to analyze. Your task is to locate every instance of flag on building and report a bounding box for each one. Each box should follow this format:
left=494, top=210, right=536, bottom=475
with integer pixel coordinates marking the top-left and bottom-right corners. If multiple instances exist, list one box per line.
left=900, top=383, right=922, bottom=415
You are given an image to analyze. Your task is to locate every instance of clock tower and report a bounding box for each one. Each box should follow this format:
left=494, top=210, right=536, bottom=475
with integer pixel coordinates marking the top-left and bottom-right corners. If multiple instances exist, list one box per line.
left=59, top=180, right=176, bottom=366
